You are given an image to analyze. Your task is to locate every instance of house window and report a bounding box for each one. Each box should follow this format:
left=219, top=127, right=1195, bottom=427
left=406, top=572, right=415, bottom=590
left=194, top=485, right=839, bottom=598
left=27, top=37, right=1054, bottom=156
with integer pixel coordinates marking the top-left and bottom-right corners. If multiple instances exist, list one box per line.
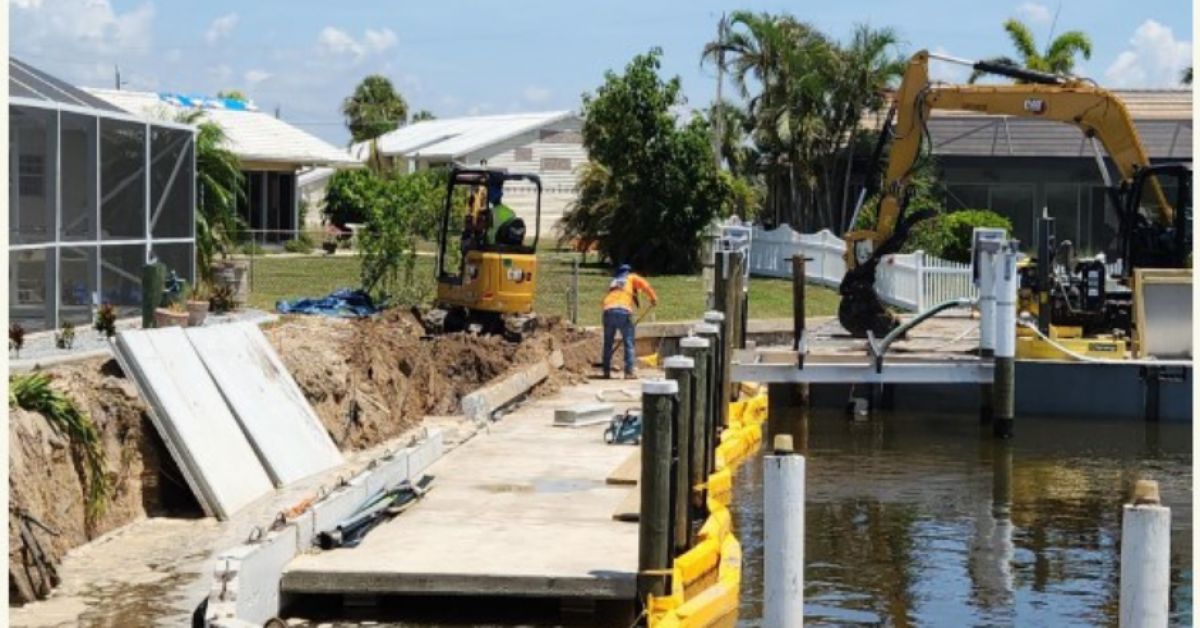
left=541, top=157, right=571, bottom=171
left=515, top=147, right=533, bottom=161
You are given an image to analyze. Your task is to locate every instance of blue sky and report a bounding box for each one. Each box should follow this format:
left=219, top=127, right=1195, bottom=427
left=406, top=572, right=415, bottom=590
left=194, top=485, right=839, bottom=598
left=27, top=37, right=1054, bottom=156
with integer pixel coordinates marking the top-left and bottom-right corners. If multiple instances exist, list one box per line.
left=10, top=0, right=1194, bottom=147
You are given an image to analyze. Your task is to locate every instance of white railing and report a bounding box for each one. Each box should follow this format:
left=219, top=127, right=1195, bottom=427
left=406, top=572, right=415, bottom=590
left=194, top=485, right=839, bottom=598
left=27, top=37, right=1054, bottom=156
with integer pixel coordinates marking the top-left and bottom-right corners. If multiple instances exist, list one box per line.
left=747, top=224, right=976, bottom=313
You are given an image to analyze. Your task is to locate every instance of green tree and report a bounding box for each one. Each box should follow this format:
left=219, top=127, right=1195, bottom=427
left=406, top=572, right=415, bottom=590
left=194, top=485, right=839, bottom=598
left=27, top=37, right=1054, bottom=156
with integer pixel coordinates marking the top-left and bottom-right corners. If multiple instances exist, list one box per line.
left=1183, top=66, right=1193, bottom=85
left=410, top=109, right=437, bottom=123
left=560, top=49, right=730, bottom=274
left=968, top=19, right=1092, bottom=83
left=341, top=75, right=409, bottom=143
left=216, top=89, right=248, bottom=101
left=174, top=111, right=245, bottom=283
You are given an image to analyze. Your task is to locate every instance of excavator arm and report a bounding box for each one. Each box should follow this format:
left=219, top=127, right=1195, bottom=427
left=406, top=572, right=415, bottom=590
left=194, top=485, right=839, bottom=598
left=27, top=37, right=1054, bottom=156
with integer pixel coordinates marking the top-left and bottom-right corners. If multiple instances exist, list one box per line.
left=838, top=49, right=1171, bottom=338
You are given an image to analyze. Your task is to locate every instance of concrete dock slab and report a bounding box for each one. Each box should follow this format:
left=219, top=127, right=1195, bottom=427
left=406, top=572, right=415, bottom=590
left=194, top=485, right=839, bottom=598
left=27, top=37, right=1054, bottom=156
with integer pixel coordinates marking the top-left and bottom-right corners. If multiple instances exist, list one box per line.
left=282, top=378, right=645, bottom=600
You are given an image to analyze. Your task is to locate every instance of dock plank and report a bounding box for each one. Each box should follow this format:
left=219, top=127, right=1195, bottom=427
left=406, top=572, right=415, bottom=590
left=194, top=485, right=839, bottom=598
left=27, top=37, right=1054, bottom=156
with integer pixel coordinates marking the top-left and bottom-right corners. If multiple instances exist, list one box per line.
left=606, top=450, right=641, bottom=486
left=612, top=488, right=640, bottom=523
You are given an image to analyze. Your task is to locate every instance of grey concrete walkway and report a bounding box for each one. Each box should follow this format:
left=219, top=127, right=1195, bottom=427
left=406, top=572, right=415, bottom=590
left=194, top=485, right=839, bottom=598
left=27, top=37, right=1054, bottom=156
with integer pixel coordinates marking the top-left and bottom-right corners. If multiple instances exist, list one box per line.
left=282, top=377, right=645, bottom=600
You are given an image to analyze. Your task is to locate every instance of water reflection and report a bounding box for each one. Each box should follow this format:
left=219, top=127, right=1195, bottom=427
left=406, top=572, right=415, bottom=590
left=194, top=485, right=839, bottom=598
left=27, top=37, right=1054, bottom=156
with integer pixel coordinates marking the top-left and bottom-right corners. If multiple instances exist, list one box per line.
left=735, top=408, right=1192, bottom=628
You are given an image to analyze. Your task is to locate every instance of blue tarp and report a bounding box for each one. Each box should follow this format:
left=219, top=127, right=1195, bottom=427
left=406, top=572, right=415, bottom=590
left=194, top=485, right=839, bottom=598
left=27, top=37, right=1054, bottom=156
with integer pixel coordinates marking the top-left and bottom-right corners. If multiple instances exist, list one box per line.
left=276, top=289, right=379, bottom=318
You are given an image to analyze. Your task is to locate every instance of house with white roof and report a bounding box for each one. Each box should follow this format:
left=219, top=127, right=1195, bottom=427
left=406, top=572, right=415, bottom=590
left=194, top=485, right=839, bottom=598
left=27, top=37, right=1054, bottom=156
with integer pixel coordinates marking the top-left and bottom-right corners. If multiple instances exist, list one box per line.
left=86, top=88, right=360, bottom=241
left=301, top=111, right=588, bottom=232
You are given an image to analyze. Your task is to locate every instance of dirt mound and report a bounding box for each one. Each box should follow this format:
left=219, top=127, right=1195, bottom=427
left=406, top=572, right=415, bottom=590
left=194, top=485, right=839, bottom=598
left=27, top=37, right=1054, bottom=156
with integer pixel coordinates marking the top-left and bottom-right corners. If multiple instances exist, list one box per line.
left=9, top=359, right=182, bottom=603
left=267, top=310, right=600, bottom=450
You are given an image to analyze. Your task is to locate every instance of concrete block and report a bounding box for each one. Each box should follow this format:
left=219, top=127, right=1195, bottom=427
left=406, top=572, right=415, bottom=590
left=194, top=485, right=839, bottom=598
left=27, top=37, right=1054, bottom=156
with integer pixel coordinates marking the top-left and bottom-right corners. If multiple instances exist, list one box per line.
left=208, top=528, right=299, bottom=626
left=461, top=359, right=552, bottom=423
left=309, top=483, right=370, bottom=543
left=407, top=429, right=444, bottom=481
left=554, top=403, right=615, bottom=427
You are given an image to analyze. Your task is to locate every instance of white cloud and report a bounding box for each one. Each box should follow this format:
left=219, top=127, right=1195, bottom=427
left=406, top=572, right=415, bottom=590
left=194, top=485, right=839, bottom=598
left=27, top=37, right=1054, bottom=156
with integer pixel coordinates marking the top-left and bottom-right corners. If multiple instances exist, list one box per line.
left=467, top=103, right=495, bottom=116
left=11, top=0, right=154, bottom=67
left=316, top=26, right=398, bottom=61
left=244, top=70, right=272, bottom=86
left=208, top=64, right=234, bottom=83
left=1015, top=2, right=1051, bottom=25
left=1104, top=20, right=1192, bottom=88
left=205, top=13, right=239, bottom=44
left=523, top=86, right=551, bottom=103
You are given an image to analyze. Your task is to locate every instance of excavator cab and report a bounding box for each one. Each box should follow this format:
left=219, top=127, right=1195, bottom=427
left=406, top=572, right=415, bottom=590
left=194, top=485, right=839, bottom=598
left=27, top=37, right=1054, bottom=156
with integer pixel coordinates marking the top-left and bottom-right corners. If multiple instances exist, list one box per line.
left=423, top=166, right=542, bottom=340
left=1123, top=163, right=1192, bottom=274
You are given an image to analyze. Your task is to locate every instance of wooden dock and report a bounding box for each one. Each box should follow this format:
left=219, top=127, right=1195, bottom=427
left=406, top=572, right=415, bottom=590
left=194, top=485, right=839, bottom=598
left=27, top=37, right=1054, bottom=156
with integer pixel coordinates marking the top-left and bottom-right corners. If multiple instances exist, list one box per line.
left=281, top=379, right=645, bottom=601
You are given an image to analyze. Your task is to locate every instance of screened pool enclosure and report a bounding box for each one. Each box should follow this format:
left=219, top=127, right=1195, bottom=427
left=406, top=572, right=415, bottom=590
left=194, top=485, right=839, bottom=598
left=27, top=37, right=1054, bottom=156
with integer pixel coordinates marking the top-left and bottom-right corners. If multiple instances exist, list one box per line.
left=10, top=59, right=197, bottom=331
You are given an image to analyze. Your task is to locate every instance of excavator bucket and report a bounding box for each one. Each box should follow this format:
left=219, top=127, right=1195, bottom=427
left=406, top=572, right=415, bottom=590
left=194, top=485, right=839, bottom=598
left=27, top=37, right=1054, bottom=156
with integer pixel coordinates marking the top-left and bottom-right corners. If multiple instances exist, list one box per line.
left=837, top=260, right=901, bottom=338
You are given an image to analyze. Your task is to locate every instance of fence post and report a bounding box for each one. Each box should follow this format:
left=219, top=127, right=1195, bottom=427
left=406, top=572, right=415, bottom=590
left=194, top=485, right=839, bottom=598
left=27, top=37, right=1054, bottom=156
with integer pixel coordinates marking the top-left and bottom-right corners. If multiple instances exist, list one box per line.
left=915, top=252, right=927, bottom=312
left=764, top=435, right=805, bottom=628
left=571, top=258, right=580, bottom=325
left=1120, top=479, right=1171, bottom=628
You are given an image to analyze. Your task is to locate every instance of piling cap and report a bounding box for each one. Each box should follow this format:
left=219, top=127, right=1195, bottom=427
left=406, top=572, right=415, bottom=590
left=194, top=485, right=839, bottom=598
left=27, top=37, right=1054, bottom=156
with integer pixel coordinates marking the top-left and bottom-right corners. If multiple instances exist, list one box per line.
left=663, top=355, right=695, bottom=370
left=1132, top=479, right=1161, bottom=506
left=641, top=378, right=679, bottom=396
left=772, top=435, right=795, bottom=455
left=680, top=336, right=710, bottom=349
left=703, top=311, right=726, bottom=323
left=694, top=323, right=720, bottom=335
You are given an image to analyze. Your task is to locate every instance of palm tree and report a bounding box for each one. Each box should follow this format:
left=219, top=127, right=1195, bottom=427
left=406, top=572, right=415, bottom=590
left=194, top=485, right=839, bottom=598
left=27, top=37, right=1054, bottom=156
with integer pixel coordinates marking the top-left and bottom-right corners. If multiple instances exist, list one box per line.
left=410, top=109, right=437, bottom=123
left=341, top=75, right=409, bottom=143
left=1183, top=66, right=1193, bottom=85
left=969, top=19, right=1092, bottom=83
left=176, top=110, right=246, bottom=283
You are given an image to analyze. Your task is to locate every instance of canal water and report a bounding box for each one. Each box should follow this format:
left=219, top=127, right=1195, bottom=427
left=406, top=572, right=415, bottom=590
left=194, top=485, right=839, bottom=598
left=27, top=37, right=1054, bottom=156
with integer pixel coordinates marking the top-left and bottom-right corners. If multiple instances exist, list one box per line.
left=734, top=409, right=1193, bottom=628
left=289, top=410, right=1191, bottom=627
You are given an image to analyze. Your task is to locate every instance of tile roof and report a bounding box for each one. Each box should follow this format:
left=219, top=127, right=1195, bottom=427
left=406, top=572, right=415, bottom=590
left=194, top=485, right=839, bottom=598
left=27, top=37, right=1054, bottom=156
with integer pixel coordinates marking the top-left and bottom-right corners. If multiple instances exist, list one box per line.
left=359, top=111, right=576, bottom=160
left=85, top=88, right=360, bottom=168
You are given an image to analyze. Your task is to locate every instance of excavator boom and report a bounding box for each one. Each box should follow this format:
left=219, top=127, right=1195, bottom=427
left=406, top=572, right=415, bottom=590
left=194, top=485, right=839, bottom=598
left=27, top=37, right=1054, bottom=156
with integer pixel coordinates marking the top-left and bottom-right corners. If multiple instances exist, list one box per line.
left=838, top=50, right=1173, bottom=338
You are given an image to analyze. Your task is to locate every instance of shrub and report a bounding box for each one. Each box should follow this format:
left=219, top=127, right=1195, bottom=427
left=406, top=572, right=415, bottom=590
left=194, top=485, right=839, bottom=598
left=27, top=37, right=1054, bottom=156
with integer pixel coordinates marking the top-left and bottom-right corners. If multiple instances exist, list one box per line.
left=93, top=304, right=117, bottom=338
left=238, top=241, right=264, bottom=256
left=9, top=323, right=26, bottom=357
left=284, top=238, right=314, bottom=254
left=937, top=210, right=1012, bottom=263
left=55, top=321, right=76, bottom=350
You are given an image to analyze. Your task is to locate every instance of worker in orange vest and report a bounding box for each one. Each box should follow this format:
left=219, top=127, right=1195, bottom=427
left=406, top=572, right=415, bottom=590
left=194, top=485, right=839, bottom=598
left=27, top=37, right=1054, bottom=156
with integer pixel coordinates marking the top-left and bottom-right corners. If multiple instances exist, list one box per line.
left=602, top=263, right=657, bottom=379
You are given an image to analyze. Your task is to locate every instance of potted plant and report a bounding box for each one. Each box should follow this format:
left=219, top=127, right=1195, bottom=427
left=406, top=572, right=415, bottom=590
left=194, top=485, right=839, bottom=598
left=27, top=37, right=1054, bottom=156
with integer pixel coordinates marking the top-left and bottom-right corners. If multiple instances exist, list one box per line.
left=155, top=301, right=189, bottom=328
left=94, top=303, right=118, bottom=338
left=186, top=285, right=211, bottom=327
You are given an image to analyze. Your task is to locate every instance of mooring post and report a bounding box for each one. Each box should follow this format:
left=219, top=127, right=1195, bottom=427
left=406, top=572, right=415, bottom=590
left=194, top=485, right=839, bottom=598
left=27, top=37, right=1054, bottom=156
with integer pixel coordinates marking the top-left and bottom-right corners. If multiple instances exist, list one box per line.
left=638, top=379, right=677, bottom=602
left=1120, top=479, right=1170, bottom=628
left=764, top=434, right=805, bottom=628
left=663, top=356, right=695, bottom=556
left=703, top=311, right=729, bottom=431
left=979, top=243, right=996, bottom=422
left=992, top=243, right=1018, bottom=439
left=680, top=336, right=711, bottom=529
left=789, top=255, right=811, bottom=406
left=695, top=322, right=721, bottom=483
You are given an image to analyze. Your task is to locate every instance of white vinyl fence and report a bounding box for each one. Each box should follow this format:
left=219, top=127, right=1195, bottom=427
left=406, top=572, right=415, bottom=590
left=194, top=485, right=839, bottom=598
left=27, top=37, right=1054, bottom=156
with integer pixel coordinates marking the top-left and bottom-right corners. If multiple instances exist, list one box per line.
left=747, top=224, right=977, bottom=313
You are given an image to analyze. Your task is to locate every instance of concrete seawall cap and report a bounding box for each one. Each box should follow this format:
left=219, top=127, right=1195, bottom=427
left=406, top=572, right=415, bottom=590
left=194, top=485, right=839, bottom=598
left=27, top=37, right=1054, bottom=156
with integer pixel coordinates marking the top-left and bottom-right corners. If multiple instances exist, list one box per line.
left=642, top=379, right=679, bottom=395
left=662, top=356, right=695, bottom=370
left=680, top=336, right=710, bottom=349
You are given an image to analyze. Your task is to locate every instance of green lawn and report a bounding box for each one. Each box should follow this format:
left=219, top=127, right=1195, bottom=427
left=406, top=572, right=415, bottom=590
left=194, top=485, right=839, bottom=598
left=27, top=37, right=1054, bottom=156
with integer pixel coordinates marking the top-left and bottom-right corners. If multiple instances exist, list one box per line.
left=246, top=254, right=839, bottom=324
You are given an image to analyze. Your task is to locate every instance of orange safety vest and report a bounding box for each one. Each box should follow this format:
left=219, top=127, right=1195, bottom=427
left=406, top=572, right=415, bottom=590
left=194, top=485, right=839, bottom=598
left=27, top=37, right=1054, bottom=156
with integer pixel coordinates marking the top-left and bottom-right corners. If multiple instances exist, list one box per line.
left=602, top=273, right=657, bottom=312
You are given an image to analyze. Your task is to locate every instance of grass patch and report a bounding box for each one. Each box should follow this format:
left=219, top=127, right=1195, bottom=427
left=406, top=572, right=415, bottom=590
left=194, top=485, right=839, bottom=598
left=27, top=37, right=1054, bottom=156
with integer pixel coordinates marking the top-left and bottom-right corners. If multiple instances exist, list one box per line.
left=247, top=254, right=839, bottom=324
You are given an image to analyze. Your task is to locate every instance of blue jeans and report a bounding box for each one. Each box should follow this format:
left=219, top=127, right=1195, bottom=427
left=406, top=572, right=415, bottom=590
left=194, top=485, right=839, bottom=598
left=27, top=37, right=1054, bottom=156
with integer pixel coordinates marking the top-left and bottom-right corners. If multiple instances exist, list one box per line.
left=602, top=308, right=635, bottom=376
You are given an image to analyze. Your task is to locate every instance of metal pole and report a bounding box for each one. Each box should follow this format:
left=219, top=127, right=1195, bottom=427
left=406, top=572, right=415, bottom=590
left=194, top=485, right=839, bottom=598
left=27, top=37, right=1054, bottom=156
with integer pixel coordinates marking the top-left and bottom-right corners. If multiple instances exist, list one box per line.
left=663, top=356, right=694, bottom=556
left=638, top=379, right=676, bottom=602
left=680, top=335, right=711, bottom=530
left=1037, top=214, right=1055, bottom=335
left=1120, top=479, right=1170, bottom=628
left=764, top=434, right=805, bottom=628
left=992, top=243, right=1018, bottom=439
left=695, top=322, right=721, bottom=483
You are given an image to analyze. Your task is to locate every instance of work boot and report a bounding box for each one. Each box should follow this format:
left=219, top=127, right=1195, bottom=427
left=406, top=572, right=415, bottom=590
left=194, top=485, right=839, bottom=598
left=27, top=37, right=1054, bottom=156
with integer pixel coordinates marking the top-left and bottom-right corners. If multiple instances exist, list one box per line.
left=624, top=371, right=638, bottom=380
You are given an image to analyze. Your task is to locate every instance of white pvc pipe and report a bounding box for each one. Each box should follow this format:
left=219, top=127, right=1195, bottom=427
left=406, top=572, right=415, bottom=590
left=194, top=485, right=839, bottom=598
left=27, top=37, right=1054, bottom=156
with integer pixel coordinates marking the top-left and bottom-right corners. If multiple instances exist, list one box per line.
left=979, top=248, right=996, bottom=355
left=764, top=446, right=805, bottom=628
left=993, top=247, right=1018, bottom=360
left=1120, top=503, right=1171, bottom=628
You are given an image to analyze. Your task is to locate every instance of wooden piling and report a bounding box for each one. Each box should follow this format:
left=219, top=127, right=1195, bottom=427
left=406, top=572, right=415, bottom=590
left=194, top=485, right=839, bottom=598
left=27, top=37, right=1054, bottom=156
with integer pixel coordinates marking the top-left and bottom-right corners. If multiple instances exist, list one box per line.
left=663, top=356, right=694, bottom=556
left=992, top=244, right=1018, bottom=439
left=638, top=379, right=677, bottom=602
left=702, top=312, right=729, bottom=431
left=695, top=322, right=721, bottom=483
left=680, top=336, right=711, bottom=524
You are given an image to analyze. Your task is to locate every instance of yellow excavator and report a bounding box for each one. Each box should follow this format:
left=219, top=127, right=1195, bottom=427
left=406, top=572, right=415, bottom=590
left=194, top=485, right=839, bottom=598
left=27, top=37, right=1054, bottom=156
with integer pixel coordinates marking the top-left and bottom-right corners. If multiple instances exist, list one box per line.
left=840, top=50, right=1192, bottom=355
left=420, top=166, right=542, bottom=340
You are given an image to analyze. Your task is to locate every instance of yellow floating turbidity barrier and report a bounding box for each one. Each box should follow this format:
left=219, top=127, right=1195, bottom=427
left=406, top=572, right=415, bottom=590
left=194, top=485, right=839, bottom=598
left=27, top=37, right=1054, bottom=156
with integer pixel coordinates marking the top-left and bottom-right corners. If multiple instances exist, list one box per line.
left=647, top=386, right=768, bottom=628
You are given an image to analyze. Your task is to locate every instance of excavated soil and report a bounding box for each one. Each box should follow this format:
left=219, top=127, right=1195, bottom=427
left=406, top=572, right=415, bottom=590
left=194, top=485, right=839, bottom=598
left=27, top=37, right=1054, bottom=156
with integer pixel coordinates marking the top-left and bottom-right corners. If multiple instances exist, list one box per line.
left=9, top=312, right=600, bottom=604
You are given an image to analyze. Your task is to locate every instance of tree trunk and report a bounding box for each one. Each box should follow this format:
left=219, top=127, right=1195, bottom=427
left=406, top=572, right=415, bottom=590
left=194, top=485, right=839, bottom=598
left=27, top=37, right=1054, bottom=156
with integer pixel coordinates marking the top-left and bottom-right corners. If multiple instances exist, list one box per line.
left=840, top=128, right=859, bottom=233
